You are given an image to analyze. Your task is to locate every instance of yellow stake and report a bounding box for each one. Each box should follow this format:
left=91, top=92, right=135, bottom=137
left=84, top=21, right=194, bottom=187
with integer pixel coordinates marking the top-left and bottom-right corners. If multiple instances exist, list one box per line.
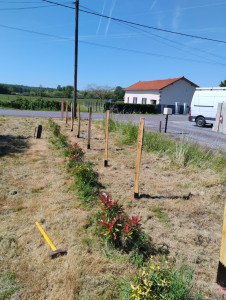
left=35, top=221, right=57, bottom=251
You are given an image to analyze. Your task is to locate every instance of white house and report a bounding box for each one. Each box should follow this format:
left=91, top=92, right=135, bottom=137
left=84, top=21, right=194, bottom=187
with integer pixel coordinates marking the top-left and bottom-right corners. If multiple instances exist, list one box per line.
left=124, top=77, right=198, bottom=113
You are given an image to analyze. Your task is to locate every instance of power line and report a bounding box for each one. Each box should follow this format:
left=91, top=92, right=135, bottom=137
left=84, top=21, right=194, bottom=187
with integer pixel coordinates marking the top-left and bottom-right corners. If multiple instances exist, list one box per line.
left=42, top=0, right=74, bottom=9
left=0, top=1, right=42, bottom=2
left=0, top=5, right=54, bottom=10
left=1, top=23, right=226, bottom=67
left=122, top=23, right=225, bottom=65
left=79, top=8, right=226, bottom=45
left=41, top=0, right=226, bottom=45
left=80, top=4, right=226, bottom=63
left=79, top=40, right=226, bottom=66
left=0, top=24, right=74, bottom=40
left=0, top=1, right=72, bottom=2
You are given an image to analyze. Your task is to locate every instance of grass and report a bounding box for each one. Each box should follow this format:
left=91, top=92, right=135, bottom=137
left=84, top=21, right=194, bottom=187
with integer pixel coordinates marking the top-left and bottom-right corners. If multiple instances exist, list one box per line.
left=0, top=272, right=19, bottom=299
left=151, top=206, right=170, bottom=226
left=48, top=119, right=99, bottom=206
left=129, top=258, right=204, bottom=300
left=103, top=118, right=226, bottom=172
left=0, top=116, right=224, bottom=299
left=0, top=116, right=139, bottom=299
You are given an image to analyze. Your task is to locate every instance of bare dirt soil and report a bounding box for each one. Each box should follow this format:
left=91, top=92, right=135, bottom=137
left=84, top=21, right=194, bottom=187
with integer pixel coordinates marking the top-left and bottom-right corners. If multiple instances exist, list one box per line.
left=0, top=115, right=226, bottom=299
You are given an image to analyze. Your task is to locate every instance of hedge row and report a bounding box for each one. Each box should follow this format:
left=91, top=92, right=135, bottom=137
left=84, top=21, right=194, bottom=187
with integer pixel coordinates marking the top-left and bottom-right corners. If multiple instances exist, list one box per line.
left=0, top=96, right=68, bottom=111
left=104, top=102, right=158, bottom=114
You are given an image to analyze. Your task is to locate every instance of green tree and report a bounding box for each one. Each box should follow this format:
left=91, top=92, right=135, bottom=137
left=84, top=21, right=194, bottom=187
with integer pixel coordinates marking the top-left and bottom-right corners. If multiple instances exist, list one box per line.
left=62, top=85, right=73, bottom=98
left=86, top=84, right=114, bottom=100
left=38, top=85, right=46, bottom=97
left=219, top=79, right=226, bottom=87
left=114, top=86, right=124, bottom=100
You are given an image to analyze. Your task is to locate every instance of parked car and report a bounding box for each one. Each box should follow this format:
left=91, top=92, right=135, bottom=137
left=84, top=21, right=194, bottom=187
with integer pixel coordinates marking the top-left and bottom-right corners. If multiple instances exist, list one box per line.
left=189, top=87, right=226, bottom=127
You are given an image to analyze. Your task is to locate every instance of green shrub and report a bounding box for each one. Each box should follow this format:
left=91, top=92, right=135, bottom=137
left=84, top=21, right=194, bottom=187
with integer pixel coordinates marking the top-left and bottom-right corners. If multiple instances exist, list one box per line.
left=48, top=119, right=68, bottom=149
left=0, top=96, right=64, bottom=111
left=72, top=162, right=99, bottom=204
left=104, top=103, right=158, bottom=114
left=48, top=119, right=99, bottom=205
left=96, top=193, right=150, bottom=263
left=130, top=258, right=204, bottom=300
left=66, top=143, right=84, bottom=167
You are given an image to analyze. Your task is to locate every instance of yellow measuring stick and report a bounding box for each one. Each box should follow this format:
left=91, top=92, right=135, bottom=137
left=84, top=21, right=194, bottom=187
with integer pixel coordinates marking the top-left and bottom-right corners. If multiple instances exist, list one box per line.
left=35, top=221, right=57, bottom=251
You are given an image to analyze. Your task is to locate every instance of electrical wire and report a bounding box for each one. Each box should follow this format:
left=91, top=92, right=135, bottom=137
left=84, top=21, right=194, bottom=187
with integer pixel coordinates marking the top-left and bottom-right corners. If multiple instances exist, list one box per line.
left=79, top=8, right=226, bottom=44
left=42, top=0, right=226, bottom=45
left=0, top=5, right=54, bottom=10
left=80, top=4, right=226, bottom=63
left=121, top=23, right=225, bottom=65
left=1, top=22, right=226, bottom=67
left=79, top=40, right=226, bottom=66
left=42, top=0, right=74, bottom=9
left=0, top=24, right=74, bottom=40
left=0, top=1, right=72, bottom=2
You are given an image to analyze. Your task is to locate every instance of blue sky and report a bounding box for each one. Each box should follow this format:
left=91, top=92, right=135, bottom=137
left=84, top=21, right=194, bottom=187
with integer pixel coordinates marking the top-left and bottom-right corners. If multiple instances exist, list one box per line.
left=0, top=0, right=226, bottom=90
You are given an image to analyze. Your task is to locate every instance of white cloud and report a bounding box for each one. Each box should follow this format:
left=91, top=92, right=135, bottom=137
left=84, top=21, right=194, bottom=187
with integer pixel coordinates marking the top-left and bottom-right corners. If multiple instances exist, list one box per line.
left=172, top=5, right=182, bottom=31
left=150, top=0, right=158, bottom=11
left=105, top=0, right=117, bottom=36
left=96, top=0, right=106, bottom=35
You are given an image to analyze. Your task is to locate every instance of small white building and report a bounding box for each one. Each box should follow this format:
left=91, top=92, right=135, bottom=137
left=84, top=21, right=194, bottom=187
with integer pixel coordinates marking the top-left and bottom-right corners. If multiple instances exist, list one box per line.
left=124, top=76, right=198, bottom=113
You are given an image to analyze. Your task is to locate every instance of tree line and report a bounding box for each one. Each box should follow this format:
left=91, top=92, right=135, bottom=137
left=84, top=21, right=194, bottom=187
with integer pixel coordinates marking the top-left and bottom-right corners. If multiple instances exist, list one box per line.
left=0, top=83, right=125, bottom=100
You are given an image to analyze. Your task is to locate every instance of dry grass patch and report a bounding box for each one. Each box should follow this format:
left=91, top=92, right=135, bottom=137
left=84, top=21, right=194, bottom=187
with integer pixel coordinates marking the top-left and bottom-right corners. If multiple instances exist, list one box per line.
left=58, top=117, right=225, bottom=299
left=1, top=115, right=226, bottom=299
left=0, top=117, right=136, bottom=299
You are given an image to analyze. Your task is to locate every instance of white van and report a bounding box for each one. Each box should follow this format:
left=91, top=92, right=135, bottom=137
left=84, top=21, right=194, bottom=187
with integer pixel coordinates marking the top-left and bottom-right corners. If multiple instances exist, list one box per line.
left=189, top=87, right=226, bottom=127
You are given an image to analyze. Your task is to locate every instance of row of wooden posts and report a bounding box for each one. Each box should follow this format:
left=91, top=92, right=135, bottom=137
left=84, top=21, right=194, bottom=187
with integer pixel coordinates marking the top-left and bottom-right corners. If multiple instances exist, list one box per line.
left=61, top=100, right=226, bottom=291
left=61, top=100, right=144, bottom=200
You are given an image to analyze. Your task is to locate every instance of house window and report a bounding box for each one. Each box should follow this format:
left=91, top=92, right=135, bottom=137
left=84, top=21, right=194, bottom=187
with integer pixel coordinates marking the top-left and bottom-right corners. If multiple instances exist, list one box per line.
left=127, top=97, right=129, bottom=103
left=142, top=98, right=147, bottom=104
left=133, top=97, right=137, bottom=104
left=150, top=99, right=157, bottom=104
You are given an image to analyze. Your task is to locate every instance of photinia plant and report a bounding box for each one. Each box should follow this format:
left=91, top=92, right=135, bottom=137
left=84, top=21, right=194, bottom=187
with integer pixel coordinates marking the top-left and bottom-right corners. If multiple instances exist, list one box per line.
left=68, top=143, right=84, bottom=161
left=97, top=192, right=144, bottom=250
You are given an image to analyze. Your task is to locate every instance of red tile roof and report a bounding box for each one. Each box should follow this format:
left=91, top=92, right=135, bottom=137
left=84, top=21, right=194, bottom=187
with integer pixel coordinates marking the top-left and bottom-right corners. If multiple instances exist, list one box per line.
left=124, top=77, right=198, bottom=91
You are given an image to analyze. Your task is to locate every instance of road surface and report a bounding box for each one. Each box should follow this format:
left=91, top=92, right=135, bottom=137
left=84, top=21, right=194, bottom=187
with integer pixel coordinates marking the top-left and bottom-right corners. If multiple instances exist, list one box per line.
left=0, top=109, right=226, bottom=152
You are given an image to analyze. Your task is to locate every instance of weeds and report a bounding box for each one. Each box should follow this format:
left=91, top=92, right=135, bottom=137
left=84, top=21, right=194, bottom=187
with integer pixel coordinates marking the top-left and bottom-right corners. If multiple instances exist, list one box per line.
left=151, top=206, right=169, bottom=226
left=72, top=162, right=99, bottom=204
left=106, top=118, right=226, bottom=172
left=48, top=119, right=68, bottom=149
left=129, top=258, right=204, bottom=300
left=0, top=272, right=19, bottom=299
left=48, top=119, right=99, bottom=206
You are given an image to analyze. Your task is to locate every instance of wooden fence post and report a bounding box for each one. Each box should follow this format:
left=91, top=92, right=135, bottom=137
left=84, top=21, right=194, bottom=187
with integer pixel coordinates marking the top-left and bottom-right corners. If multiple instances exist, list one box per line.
left=61, top=100, right=64, bottom=121
left=77, top=104, right=80, bottom=138
left=87, top=106, right=92, bottom=149
left=65, top=101, right=68, bottom=124
left=104, top=110, right=110, bottom=167
left=134, top=118, right=145, bottom=199
left=217, top=203, right=226, bottom=288
left=71, top=103, right=74, bottom=132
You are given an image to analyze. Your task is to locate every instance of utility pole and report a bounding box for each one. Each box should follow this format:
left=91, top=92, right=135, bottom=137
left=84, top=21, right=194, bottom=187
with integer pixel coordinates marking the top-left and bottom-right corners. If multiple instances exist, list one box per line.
left=73, top=0, right=79, bottom=118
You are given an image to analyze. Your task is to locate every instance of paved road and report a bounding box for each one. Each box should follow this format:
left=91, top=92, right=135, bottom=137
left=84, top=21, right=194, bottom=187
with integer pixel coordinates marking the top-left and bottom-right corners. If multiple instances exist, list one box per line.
left=112, top=114, right=226, bottom=152
left=1, top=109, right=226, bottom=152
